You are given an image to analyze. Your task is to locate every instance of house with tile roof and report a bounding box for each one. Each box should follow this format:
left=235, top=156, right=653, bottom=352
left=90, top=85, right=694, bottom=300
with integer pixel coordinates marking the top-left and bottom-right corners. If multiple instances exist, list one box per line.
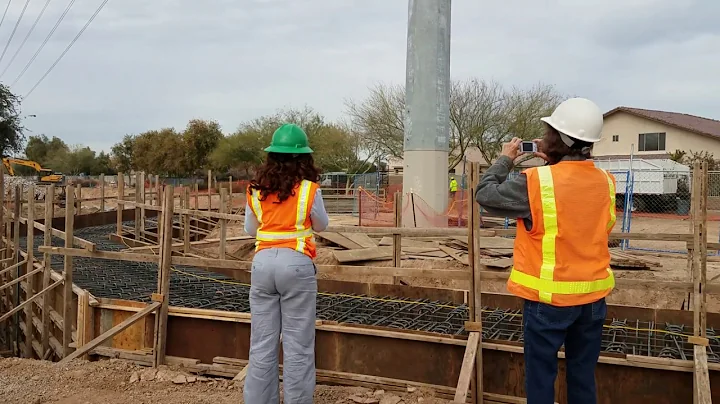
left=593, top=107, right=720, bottom=160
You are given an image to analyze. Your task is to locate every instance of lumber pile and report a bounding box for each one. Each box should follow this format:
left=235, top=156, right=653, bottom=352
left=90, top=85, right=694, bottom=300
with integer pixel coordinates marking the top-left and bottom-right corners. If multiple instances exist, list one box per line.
left=317, top=232, right=661, bottom=271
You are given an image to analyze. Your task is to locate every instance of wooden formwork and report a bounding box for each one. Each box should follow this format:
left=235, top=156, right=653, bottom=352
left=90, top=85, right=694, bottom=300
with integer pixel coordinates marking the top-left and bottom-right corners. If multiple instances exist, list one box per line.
left=0, top=165, right=716, bottom=404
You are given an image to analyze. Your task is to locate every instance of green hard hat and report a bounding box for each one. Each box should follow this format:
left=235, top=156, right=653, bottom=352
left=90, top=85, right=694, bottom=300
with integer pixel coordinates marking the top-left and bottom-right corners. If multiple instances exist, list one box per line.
left=264, top=123, right=314, bottom=154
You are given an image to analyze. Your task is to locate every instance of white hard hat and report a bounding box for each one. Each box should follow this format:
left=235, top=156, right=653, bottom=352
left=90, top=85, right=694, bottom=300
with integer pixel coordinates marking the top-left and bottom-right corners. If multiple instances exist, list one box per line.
left=540, top=97, right=604, bottom=143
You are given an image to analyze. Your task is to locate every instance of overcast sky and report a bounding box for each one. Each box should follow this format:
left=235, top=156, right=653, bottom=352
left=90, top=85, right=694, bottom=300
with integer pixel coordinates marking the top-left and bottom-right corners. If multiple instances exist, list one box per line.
left=1, top=0, right=718, bottom=153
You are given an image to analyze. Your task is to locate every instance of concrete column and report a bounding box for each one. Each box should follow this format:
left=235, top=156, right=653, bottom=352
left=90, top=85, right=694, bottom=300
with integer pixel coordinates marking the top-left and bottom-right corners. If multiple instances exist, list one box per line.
left=402, top=0, right=451, bottom=227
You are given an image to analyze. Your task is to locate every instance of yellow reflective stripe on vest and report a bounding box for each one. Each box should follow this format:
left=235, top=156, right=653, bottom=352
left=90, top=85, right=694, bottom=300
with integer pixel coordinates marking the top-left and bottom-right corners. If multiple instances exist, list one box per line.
left=509, top=268, right=615, bottom=295
left=250, top=189, right=263, bottom=223
left=599, top=169, right=616, bottom=232
left=536, top=166, right=558, bottom=303
left=511, top=165, right=615, bottom=303
left=294, top=180, right=312, bottom=252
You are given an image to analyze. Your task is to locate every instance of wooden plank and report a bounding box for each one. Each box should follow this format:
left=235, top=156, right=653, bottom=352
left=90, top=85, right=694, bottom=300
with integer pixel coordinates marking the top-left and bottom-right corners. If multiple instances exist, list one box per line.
left=379, top=236, right=440, bottom=249
left=317, top=232, right=363, bottom=249
left=232, top=365, right=249, bottom=382
left=454, top=332, right=481, bottom=402
left=694, top=345, right=712, bottom=404
left=333, top=247, right=392, bottom=263
left=63, top=186, right=75, bottom=358
left=479, top=258, right=513, bottom=269
left=153, top=186, right=175, bottom=367
left=329, top=225, right=694, bottom=242
left=24, top=187, right=35, bottom=358
left=59, top=301, right=161, bottom=365
left=440, top=245, right=469, bottom=265
left=0, top=279, right=63, bottom=323
left=343, top=233, right=378, bottom=249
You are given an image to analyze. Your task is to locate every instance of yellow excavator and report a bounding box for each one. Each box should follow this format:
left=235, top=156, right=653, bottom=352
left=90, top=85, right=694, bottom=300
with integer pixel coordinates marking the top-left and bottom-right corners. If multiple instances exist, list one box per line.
left=2, top=157, right=65, bottom=184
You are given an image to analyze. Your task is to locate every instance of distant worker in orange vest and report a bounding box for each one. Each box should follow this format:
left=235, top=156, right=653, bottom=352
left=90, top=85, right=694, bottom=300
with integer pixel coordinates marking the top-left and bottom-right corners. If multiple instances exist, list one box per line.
left=475, top=98, right=615, bottom=404
left=243, top=123, right=329, bottom=403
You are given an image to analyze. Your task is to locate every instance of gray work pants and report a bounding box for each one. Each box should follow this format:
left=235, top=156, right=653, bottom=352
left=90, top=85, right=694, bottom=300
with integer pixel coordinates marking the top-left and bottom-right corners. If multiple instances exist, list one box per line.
left=243, top=248, right=317, bottom=404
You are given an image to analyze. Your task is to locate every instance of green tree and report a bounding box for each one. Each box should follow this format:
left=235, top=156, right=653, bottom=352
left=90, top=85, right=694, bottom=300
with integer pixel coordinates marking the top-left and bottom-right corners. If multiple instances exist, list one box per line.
left=95, top=151, right=115, bottom=174
left=182, top=119, right=223, bottom=175
left=133, top=128, right=186, bottom=176
left=25, top=135, right=69, bottom=165
left=110, top=134, right=136, bottom=172
left=0, top=84, right=25, bottom=156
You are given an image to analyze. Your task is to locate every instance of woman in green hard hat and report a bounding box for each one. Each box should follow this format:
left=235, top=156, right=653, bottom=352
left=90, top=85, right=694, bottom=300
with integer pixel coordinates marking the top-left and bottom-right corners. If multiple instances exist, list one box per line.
left=243, top=123, right=328, bottom=403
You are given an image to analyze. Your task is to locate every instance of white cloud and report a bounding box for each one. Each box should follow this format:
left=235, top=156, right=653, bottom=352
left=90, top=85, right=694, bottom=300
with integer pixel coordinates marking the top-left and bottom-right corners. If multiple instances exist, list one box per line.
left=0, top=0, right=711, bottom=152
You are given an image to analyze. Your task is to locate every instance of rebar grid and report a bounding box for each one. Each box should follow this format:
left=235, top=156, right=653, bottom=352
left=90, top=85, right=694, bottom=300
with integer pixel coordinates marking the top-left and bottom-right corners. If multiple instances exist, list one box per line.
left=15, top=222, right=720, bottom=362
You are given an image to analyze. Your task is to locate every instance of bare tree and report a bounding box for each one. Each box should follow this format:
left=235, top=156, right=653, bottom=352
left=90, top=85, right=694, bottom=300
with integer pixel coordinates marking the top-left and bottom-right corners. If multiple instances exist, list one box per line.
left=452, top=79, right=506, bottom=167
left=344, top=83, right=406, bottom=159
left=345, top=79, right=564, bottom=167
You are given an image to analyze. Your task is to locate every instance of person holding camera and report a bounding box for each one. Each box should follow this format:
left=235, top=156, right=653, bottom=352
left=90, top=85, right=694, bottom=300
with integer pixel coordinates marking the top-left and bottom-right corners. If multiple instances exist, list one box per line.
left=475, top=98, right=616, bottom=404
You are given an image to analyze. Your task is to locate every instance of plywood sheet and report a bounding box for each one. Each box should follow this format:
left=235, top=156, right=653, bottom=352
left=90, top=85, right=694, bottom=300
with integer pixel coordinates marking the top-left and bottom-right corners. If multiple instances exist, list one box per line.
left=317, top=232, right=363, bottom=249
left=333, top=247, right=393, bottom=263
left=341, top=233, right=377, bottom=248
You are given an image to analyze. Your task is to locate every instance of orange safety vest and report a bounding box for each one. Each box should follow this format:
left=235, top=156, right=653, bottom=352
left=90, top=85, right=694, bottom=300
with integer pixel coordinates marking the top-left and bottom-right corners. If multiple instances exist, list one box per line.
left=246, top=180, right=320, bottom=259
left=508, top=161, right=616, bottom=307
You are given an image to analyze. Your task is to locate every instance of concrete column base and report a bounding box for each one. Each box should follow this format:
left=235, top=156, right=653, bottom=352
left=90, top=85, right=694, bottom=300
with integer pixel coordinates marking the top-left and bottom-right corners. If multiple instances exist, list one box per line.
left=402, top=150, right=449, bottom=228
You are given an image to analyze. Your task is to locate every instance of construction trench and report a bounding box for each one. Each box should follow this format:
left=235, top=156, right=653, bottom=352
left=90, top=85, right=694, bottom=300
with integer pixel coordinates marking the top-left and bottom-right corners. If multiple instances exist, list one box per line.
left=0, top=166, right=717, bottom=404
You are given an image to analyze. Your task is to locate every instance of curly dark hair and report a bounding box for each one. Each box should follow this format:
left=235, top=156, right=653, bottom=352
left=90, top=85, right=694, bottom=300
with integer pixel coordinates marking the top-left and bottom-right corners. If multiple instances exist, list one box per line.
left=249, top=152, right=321, bottom=203
left=541, top=124, right=593, bottom=164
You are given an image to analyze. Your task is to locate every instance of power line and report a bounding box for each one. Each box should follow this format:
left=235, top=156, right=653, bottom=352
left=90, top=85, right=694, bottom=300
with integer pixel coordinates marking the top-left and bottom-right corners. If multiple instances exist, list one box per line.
left=0, top=0, right=52, bottom=80
left=0, top=1, right=13, bottom=34
left=0, top=0, right=32, bottom=66
left=23, top=0, right=110, bottom=99
left=10, top=0, right=76, bottom=87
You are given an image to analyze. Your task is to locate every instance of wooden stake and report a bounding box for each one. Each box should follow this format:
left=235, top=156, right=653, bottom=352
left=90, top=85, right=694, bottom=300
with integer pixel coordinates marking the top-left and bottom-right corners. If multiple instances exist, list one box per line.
left=117, top=173, right=124, bottom=235
left=183, top=187, right=190, bottom=253
left=153, top=185, right=175, bottom=367
left=134, top=173, right=141, bottom=240
left=0, top=169, right=4, bottom=319
left=392, top=192, right=402, bottom=285
left=99, top=174, right=105, bottom=212
left=228, top=176, right=233, bottom=209
left=41, top=184, right=54, bottom=358
left=219, top=188, right=227, bottom=259
left=60, top=301, right=160, bottom=365
left=75, top=290, right=93, bottom=360
left=194, top=183, right=199, bottom=210
left=467, top=162, right=483, bottom=404
left=75, top=183, right=81, bottom=214
left=155, top=175, right=161, bottom=207
left=12, top=186, right=20, bottom=355
left=699, top=162, right=708, bottom=336
left=63, top=186, right=75, bottom=357
left=24, top=185, right=35, bottom=358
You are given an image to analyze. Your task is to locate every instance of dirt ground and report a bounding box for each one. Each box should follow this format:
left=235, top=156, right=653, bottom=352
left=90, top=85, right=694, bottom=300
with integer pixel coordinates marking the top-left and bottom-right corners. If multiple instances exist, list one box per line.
left=0, top=358, right=450, bottom=404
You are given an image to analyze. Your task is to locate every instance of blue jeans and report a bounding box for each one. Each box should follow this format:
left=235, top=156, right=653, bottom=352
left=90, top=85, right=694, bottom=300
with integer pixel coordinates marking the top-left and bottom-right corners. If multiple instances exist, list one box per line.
left=523, top=298, right=607, bottom=404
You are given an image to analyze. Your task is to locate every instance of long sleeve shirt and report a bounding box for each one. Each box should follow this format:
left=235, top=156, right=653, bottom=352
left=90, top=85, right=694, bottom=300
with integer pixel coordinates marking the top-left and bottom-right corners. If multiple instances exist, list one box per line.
left=244, top=188, right=330, bottom=236
left=474, top=155, right=586, bottom=230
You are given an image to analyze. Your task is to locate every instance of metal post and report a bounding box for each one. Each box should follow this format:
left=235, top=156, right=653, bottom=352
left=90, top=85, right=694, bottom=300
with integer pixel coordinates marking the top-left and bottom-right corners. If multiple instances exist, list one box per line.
left=402, top=0, right=451, bottom=227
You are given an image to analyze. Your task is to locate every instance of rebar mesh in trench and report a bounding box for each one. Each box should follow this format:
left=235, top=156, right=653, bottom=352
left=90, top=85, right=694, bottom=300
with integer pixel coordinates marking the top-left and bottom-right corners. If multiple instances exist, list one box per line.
left=17, top=222, right=720, bottom=362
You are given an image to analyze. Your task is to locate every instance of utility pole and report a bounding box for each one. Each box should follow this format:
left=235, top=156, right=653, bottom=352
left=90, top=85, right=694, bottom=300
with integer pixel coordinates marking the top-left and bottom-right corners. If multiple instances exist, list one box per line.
left=402, top=0, right=451, bottom=227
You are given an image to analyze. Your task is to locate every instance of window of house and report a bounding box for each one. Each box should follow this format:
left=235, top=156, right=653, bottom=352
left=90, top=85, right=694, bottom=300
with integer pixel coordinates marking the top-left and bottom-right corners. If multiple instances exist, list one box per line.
left=612, top=135, right=619, bottom=142
left=638, top=132, right=666, bottom=151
